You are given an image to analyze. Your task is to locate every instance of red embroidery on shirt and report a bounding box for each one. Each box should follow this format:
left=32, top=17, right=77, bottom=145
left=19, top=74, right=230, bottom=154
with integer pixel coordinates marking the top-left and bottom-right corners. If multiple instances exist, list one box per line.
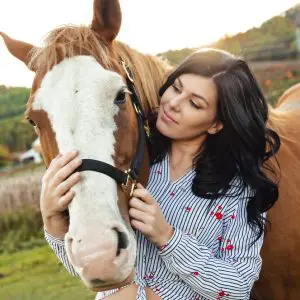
left=226, top=239, right=231, bottom=243
left=193, top=271, right=199, bottom=276
left=186, top=207, right=192, bottom=212
left=210, top=211, right=215, bottom=216
left=226, top=244, right=234, bottom=251
left=217, top=290, right=230, bottom=298
left=157, top=170, right=162, bottom=175
left=231, top=214, right=235, bottom=219
left=218, top=205, right=223, bottom=210
left=149, top=272, right=154, bottom=279
left=143, top=275, right=147, bottom=279
left=215, top=212, right=223, bottom=220
left=221, top=247, right=225, bottom=252
left=217, top=236, right=222, bottom=241
left=170, top=192, right=175, bottom=197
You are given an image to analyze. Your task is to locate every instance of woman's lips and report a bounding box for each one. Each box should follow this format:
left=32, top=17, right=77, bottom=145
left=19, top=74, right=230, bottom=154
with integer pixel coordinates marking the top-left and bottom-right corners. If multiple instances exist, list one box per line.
left=162, top=109, right=178, bottom=124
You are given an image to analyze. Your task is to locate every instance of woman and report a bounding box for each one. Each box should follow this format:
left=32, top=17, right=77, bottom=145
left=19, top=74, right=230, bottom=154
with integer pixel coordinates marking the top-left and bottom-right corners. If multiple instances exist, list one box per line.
left=42, top=48, right=280, bottom=300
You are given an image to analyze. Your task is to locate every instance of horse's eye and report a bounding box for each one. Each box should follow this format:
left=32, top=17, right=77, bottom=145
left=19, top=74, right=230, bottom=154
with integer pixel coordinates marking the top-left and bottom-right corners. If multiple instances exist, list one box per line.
left=26, top=117, right=37, bottom=127
left=114, top=89, right=126, bottom=105
left=114, top=87, right=131, bottom=105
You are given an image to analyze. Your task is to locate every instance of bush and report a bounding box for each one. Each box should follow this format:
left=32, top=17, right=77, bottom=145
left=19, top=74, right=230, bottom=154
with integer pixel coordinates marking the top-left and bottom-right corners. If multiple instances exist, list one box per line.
left=0, top=208, right=45, bottom=253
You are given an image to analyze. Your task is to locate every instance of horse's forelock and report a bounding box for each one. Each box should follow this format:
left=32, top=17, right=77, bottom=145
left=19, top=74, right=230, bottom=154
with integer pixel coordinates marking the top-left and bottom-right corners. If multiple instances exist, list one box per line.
left=28, top=25, right=119, bottom=74
left=27, top=24, right=169, bottom=118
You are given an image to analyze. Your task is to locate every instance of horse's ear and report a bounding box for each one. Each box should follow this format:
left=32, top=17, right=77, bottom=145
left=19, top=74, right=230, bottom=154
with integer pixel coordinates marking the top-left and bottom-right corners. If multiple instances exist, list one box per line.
left=0, top=32, right=36, bottom=72
left=91, top=0, right=122, bottom=43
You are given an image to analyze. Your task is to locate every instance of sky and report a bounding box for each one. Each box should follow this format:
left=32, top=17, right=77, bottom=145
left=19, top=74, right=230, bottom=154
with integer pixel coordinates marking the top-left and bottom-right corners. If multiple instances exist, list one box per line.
left=0, top=0, right=299, bottom=87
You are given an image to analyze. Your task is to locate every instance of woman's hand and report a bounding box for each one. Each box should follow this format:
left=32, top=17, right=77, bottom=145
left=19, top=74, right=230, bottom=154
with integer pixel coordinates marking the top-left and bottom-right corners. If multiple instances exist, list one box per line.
left=40, top=151, right=82, bottom=238
left=129, top=183, right=174, bottom=248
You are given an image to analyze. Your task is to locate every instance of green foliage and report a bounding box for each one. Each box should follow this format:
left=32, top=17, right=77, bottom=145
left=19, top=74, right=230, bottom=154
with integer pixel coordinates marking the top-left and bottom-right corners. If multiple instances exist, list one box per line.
left=0, top=114, right=36, bottom=152
left=264, top=77, right=300, bottom=106
left=0, top=85, right=36, bottom=153
left=0, top=208, right=44, bottom=254
left=0, top=85, right=29, bottom=118
left=157, top=48, right=196, bottom=65
left=0, top=145, right=10, bottom=167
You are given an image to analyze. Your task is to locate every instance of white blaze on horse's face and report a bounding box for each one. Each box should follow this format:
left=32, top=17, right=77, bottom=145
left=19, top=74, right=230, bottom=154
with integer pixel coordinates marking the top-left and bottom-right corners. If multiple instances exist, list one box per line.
left=33, top=55, right=136, bottom=288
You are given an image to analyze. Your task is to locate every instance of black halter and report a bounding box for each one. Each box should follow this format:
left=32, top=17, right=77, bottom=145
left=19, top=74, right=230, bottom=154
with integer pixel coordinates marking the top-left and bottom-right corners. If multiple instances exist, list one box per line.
left=75, top=61, right=150, bottom=196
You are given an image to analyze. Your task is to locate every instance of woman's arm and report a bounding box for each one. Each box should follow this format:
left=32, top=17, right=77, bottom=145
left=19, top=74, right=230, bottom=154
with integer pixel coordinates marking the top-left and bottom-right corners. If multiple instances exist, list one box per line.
left=44, top=228, right=79, bottom=276
left=158, top=187, right=263, bottom=300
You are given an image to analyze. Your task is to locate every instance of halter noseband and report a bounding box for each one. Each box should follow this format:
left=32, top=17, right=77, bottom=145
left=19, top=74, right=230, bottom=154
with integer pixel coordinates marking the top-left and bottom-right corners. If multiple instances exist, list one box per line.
left=74, top=60, right=150, bottom=197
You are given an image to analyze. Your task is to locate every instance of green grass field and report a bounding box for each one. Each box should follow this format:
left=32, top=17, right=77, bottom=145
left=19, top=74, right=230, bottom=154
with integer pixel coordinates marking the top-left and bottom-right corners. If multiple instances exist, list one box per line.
left=0, top=245, right=95, bottom=300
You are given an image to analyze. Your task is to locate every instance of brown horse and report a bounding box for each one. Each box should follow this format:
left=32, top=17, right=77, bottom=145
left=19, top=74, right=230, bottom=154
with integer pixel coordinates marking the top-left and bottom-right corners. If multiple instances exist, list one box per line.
left=0, top=0, right=168, bottom=293
left=1, top=0, right=300, bottom=299
left=252, top=85, right=300, bottom=300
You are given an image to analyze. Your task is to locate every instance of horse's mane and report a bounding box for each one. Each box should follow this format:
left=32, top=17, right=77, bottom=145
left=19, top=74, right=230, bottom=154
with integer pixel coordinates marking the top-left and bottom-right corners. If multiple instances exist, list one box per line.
left=28, top=25, right=171, bottom=114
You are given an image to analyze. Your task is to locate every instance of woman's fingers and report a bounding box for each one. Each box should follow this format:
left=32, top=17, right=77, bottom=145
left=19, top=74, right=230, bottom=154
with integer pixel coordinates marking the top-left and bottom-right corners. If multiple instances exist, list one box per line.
left=129, top=207, right=148, bottom=223
left=44, top=151, right=78, bottom=182
left=55, top=172, right=81, bottom=197
left=58, top=189, right=76, bottom=209
left=129, top=197, right=149, bottom=212
left=51, top=156, right=82, bottom=188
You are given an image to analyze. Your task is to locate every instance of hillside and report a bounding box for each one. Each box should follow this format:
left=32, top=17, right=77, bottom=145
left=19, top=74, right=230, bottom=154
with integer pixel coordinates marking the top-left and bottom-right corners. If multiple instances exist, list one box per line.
left=0, top=86, right=35, bottom=156
left=158, top=4, right=300, bottom=64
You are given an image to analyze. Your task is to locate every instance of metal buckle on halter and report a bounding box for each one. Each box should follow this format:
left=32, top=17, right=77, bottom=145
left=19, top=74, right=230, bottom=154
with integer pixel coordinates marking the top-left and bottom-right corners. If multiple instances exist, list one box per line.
left=144, top=121, right=151, bottom=138
left=121, top=169, right=137, bottom=197
left=133, top=103, right=141, bottom=115
left=121, top=60, right=134, bottom=83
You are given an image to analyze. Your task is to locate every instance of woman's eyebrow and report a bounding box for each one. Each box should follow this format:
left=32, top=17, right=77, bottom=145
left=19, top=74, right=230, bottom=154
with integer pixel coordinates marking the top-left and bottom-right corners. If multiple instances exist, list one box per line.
left=178, top=77, right=209, bottom=105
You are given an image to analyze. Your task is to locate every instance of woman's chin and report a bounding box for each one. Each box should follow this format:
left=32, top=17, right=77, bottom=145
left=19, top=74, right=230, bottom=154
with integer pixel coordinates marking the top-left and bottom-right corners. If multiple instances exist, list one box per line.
left=156, top=119, right=172, bottom=136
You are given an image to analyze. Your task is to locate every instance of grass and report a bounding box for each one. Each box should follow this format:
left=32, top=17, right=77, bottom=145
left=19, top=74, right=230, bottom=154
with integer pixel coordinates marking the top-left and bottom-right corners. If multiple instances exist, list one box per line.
left=0, top=245, right=95, bottom=300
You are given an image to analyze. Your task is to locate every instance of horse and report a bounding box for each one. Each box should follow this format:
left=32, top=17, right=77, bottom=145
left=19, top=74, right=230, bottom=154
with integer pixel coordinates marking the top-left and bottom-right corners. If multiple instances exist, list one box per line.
left=0, top=0, right=169, bottom=292
left=1, top=0, right=300, bottom=298
left=252, top=84, right=300, bottom=300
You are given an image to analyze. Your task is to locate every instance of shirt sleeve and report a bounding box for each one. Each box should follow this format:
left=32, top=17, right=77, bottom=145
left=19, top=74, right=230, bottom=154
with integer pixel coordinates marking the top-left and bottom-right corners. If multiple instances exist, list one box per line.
left=157, top=187, right=264, bottom=300
left=44, top=228, right=79, bottom=277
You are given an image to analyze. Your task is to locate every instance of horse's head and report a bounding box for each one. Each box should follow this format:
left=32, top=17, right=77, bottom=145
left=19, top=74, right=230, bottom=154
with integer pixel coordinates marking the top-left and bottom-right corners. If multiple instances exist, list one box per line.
left=1, top=0, right=157, bottom=291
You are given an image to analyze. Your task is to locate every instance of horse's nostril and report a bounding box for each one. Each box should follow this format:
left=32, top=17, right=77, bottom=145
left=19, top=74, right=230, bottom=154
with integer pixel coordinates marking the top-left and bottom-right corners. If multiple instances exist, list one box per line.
left=112, top=227, right=128, bottom=256
left=90, top=278, right=106, bottom=286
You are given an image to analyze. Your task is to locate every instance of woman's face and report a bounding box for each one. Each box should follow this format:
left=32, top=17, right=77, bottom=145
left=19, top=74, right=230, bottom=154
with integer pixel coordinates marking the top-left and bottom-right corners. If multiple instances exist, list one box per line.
left=156, top=73, right=222, bottom=141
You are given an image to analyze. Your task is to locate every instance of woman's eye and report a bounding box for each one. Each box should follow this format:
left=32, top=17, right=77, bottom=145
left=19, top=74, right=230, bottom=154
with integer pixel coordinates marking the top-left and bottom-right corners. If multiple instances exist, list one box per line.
left=190, top=100, right=201, bottom=109
left=172, top=84, right=181, bottom=93
left=114, top=89, right=126, bottom=105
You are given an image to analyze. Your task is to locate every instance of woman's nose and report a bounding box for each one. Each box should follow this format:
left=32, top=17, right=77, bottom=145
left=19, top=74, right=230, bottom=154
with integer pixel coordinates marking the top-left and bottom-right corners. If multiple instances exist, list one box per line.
left=169, top=92, right=187, bottom=109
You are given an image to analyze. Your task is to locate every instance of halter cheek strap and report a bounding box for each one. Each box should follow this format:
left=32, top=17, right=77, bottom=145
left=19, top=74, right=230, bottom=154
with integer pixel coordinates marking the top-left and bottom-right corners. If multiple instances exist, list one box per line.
left=74, top=60, right=150, bottom=197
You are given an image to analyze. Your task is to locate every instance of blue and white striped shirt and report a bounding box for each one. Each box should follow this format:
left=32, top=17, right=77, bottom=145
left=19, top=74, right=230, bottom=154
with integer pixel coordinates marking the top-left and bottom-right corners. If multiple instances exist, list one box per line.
left=45, top=153, right=264, bottom=300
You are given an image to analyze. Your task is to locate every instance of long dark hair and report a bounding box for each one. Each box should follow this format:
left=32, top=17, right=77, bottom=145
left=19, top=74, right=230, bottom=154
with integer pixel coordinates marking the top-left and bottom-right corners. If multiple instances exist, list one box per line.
left=148, top=48, right=280, bottom=242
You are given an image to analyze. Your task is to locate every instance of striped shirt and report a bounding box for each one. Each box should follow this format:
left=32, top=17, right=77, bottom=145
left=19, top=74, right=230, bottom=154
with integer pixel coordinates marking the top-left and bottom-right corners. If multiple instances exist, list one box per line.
left=45, top=152, right=264, bottom=300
